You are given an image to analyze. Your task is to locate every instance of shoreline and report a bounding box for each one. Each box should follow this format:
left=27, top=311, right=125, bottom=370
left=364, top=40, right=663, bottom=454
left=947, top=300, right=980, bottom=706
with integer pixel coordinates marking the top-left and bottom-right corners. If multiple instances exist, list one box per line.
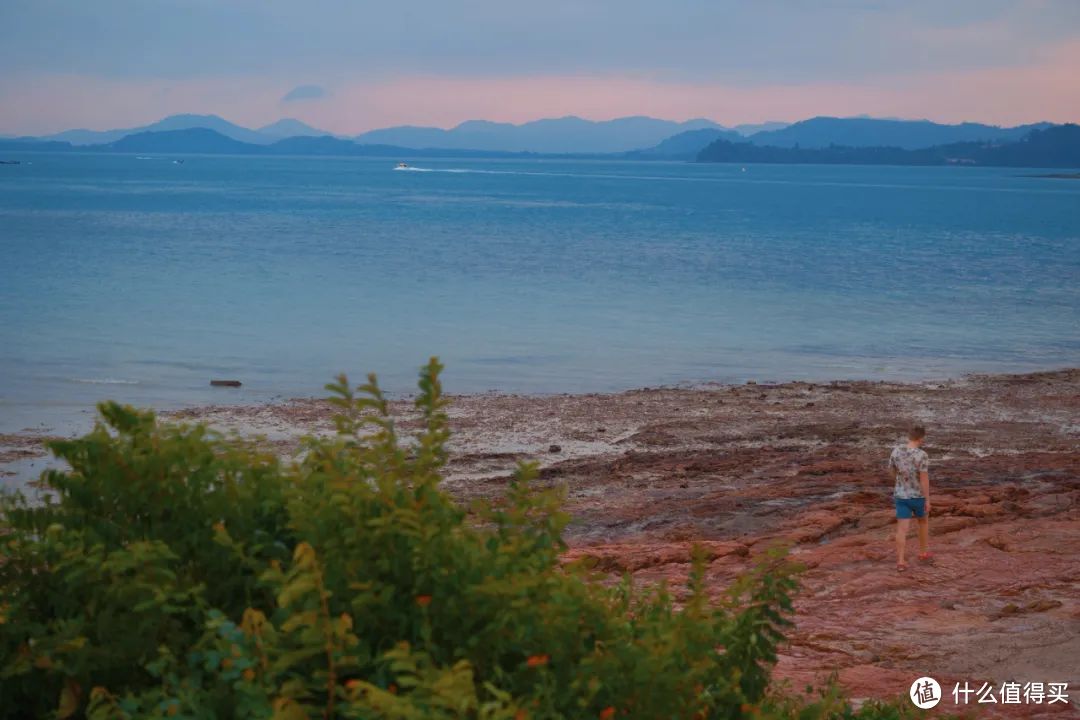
left=4, top=366, right=1078, bottom=488
left=3, top=369, right=1078, bottom=710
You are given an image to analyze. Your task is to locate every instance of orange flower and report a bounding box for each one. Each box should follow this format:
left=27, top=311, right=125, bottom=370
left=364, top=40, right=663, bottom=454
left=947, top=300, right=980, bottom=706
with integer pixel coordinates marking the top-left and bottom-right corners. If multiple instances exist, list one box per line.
left=525, top=654, right=549, bottom=667
left=345, top=679, right=361, bottom=690
left=415, top=595, right=432, bottom=607
left=242, top=668, right=255, bottom=682
left=514, top=710, right=528, bottom=720
left=599, top=707, right=616, bottom=720
left=389, top=683, right=398, bottom=695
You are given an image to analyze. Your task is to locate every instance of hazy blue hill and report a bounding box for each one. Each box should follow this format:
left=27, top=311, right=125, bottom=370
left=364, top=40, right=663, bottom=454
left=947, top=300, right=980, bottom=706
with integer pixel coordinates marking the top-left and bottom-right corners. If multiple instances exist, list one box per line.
left=339, top=123, right=1080, bottom=165
left=258, top=118, right=332, bottom=138
left=0, top=138, right=74, bottom=152
left=17, top=119, right=1077, bottom=168
left=516, top=116, right=723, bottom=154
left=697, top=123, right=1080, bottom=167
left=26, top=114, right=1056, bottom=153
left=352, top=125, right=457, bottom=148
left=42, top=114, right=273, bottom=146
left=698, top=139, right=920, bottom=165
left=265, top=134, right=573, bottom=158
left=625, top=128, right=743, bottom=159
left=104, top=128, right=261, bottom=154
left=141, top=114, right=270, bottom=144
left=88, top=128, right=577, bottom=158
left=267, top=135, right=355, bottom=154
left=425, top=119, right=520, bottom=150
left=40, top=127, right=131, bottom=145
left=748, top=116, right=1054, bottom=149
left=267, top=136, right=601, bottom=159
left=354, top=116, right=725, bottom=153
left=978, top=123, right=1080, bottom=167
left=732, top=121, right=789, bottom=136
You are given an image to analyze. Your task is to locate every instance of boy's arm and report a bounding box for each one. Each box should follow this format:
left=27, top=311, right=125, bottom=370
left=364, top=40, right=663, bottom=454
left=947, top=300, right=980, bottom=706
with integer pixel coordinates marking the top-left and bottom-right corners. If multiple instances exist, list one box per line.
left=920, top=471, right=930, bottom=513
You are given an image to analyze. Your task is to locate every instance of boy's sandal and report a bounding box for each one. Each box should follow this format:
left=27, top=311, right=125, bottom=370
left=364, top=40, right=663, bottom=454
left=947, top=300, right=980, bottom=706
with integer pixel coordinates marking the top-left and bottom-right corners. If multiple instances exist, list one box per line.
left=917, top=552, right=935, bottom=564
left=896, top=563, right=908, bottom=573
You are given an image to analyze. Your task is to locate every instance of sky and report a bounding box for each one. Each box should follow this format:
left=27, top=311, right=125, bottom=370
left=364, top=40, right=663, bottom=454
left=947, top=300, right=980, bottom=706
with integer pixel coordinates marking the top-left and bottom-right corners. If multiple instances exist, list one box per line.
left=2, top=0, right=1079, bottom=135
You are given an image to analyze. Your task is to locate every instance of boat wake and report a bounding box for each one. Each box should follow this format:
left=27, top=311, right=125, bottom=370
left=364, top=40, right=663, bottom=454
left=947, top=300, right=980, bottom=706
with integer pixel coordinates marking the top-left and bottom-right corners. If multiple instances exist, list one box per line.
left=70, top=377, right=140, bottom=385
left=393, top=166, right=500, bottom=174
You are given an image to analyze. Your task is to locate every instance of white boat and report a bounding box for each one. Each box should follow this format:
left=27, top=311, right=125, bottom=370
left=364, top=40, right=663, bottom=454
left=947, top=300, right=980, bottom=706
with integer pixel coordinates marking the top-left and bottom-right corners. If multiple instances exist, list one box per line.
left=396, top=162, right=409, bottom=169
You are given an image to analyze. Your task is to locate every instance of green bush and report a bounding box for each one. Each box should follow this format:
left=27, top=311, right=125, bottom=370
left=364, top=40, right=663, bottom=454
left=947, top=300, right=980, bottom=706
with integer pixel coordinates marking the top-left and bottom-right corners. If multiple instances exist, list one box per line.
left=1, top=359, right=914, bottom=719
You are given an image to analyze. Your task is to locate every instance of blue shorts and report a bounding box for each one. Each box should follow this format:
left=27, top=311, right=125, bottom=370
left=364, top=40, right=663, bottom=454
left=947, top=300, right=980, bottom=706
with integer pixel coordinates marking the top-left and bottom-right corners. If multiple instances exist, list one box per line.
left=895, top=497, right=926, bottom=519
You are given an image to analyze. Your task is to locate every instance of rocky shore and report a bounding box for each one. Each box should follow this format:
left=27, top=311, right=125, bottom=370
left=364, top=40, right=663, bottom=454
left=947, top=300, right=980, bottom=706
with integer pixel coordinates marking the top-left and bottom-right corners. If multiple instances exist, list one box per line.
left=3, top=369, right=1077, bottom=715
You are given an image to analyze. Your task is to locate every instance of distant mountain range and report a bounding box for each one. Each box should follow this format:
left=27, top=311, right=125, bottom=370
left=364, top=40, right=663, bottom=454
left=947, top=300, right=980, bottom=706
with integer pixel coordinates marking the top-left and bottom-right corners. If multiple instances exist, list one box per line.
left=697, top=124, right=1080, bottom=167
left=45, top=128, right=561, bottom=159
left=745, top=116, right=1054, bottom=150
left=36, top=114, right=278, bottom=146
left=2, top=113, right=1076, bottom=168
left=20, top=114, right=757, bottom=152
left=625, top=128, right=743, bottom=160
left=257, top=118, right=331, bottom=139
left=351, top=116, right=728, bottom=154
left=4, top=113, right=768, bottom=155
left=105, top=127, right=261, bottom=154
left=8, top=113, right=1064, bottom=156
left=622, top=117, right=1065, bottom=161
left=729, top=121, right=789, bottom=136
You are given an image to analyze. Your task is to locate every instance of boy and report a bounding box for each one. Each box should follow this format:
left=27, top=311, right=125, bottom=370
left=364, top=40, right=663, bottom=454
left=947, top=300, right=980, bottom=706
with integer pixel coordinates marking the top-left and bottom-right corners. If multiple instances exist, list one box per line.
left=888, top=425, right=931, bottom=572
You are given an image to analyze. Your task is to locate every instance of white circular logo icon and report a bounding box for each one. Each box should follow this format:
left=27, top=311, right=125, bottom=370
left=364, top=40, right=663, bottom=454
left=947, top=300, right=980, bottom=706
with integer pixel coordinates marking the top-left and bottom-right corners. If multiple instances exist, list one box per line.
left=910, top=676, right=942, bottom=709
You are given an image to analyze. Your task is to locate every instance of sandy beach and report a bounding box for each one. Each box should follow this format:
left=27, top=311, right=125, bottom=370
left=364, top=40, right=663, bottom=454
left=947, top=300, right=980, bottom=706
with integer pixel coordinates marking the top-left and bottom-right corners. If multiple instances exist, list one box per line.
left=2, top=368, right=1077, bottom=715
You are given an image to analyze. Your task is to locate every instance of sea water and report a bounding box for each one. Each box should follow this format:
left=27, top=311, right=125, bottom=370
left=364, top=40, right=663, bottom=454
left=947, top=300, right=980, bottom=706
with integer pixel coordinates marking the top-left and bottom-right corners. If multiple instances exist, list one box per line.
left=1, top=153, right=1078, bottom=433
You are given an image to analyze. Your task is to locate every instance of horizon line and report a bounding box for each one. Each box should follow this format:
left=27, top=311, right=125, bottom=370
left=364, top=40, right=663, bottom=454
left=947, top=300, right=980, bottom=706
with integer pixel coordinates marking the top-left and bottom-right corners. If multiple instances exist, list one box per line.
left=6, top=111, right=1063, bottom=139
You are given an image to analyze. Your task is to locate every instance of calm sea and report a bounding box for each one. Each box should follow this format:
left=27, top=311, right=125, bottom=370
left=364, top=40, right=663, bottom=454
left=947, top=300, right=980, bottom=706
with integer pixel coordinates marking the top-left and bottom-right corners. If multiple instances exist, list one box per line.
left=1, top=152, right=1078, bottom=433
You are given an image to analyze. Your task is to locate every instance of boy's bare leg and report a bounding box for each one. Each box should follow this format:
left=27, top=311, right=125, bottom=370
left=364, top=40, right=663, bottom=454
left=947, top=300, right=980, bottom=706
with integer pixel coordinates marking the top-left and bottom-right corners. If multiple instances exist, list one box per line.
left=917, top=517, right=929, bottom=555
left=896, top=518, right=911, bottom=565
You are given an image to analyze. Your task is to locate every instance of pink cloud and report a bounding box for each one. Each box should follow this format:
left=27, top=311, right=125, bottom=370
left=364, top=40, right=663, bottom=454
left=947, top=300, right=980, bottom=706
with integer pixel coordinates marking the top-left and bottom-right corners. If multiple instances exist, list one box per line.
left=332, top=39, right=1080, bottom=131
left=2, top=40, right=1078, bottom=135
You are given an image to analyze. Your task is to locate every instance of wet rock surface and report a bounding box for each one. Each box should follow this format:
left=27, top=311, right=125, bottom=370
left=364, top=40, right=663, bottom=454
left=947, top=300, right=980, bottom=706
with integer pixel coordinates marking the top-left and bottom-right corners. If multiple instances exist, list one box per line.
left=4, top=369, right=1077, bottom=715
left=441, top=372, right=1079, bottom=717
left=0, top=433, right=62, bottom=480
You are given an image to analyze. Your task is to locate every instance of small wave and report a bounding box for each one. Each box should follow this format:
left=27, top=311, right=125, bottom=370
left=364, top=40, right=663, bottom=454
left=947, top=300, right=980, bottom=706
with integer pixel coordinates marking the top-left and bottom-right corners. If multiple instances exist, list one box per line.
left=70, top=377, right=140, bottom=385
left=135, top=156, right=156, bottom=160
left=394, top=166, right=483, bottom=174
left=394, top=166, right=584, bottom=177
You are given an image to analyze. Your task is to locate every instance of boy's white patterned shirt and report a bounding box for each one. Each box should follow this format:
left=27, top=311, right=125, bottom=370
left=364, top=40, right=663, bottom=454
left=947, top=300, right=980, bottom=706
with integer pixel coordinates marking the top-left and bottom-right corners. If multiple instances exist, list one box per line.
left=889, top=445, right=929, bottom=499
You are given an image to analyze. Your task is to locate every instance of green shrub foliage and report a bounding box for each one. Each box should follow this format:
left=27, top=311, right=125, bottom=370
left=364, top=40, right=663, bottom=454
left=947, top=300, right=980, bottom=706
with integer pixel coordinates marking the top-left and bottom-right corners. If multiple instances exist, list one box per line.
left=1, top=359, right=915, bottom=719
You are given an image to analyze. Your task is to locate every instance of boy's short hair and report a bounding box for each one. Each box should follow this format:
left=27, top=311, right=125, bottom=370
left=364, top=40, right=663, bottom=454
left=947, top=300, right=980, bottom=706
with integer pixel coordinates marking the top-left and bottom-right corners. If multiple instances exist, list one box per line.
left=908, top=425, right=926, bottom=441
